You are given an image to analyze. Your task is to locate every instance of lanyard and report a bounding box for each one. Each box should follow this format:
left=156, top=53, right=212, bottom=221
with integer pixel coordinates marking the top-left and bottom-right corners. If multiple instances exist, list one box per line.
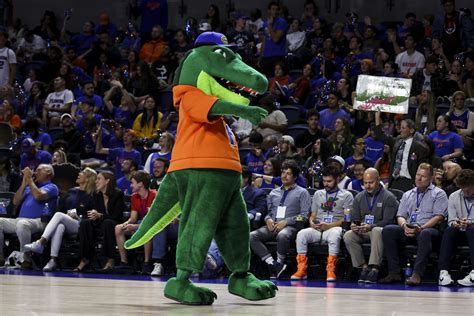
left=139, top=191, right=151, bottom=215
left=325, top=189, right=339, bottom=214
left=365, top=190, right=380, bottom=213
left=415, top=189, right=427, bottom=212
left=464, top=198, right=473, bottom=218
left=279, top=185, right=294, bottom=206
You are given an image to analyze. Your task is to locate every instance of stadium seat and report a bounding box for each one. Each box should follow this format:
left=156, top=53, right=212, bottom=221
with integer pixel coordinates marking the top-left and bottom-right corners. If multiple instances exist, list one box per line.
left=279, top=105, right=304, bottom=126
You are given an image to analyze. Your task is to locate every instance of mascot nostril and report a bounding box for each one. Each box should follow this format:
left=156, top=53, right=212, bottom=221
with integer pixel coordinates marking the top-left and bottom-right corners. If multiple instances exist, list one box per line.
left=124, top=31, right=278, bottom=305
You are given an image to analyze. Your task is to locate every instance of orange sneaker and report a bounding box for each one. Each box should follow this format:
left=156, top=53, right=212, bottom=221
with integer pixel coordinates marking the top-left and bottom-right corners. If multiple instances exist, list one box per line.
left=326, top=255, right=338, bottom=282
left=291, top=254, right=308, bottom=280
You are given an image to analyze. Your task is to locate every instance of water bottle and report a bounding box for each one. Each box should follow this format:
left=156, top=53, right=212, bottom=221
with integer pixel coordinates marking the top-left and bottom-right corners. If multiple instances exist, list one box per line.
left=405, top=260, right=413, bottom=278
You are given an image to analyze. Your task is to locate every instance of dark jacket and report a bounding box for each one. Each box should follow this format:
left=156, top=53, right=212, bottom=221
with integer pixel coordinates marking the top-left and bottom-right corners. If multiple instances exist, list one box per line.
left=91, top=188, right=127, bottom=222
left=410, top=69, right=444, bottom=97
left=242, top=186, right=267, bottom=219
left=374, top=125, right=429, bottom=185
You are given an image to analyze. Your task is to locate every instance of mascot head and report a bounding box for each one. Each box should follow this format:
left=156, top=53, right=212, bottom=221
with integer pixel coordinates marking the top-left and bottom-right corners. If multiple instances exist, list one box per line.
left=173, top=31, right=268, bottom=106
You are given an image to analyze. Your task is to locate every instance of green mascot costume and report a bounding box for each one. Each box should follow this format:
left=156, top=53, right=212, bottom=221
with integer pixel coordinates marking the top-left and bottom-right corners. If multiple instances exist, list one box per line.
left=125, top=32, right=278, bottom=305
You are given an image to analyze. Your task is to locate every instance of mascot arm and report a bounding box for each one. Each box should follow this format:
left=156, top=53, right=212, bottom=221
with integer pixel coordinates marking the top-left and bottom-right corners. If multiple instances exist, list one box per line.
left=209, top=100, right=267, bottom=126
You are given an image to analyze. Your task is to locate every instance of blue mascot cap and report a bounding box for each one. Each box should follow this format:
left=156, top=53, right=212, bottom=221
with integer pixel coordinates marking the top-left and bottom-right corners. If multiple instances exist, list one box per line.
left=194, top=32, right=236, bottom=49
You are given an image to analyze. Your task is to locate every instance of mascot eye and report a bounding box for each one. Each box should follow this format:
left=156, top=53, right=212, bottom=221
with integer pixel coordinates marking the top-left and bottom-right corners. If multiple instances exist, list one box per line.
left=214, top=48, right=227, bottom=59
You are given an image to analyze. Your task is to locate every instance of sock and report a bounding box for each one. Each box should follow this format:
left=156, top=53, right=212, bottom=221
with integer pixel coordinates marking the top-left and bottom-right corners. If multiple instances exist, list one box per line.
left=264, top=257, right=274, bottom=265
left=277, top=253, right=285, bottom=264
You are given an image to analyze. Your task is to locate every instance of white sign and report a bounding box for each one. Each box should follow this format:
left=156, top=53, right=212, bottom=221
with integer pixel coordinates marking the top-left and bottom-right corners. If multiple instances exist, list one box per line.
left=354, top=75, right=412, bottom=114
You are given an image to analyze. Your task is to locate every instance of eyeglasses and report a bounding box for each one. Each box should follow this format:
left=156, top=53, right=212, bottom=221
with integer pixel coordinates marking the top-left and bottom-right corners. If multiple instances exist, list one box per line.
left=455, top=98, right=465, bottom=101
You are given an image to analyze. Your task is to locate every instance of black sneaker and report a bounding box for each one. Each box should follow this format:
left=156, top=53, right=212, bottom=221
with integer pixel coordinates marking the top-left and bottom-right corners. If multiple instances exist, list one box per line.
left=365, top=269, right=379, bottom=284
left=141, top=262, right=154, bottom=275
left=358, top=268, right=369, bottom=282
left=269, top=261, right=287, bottom=279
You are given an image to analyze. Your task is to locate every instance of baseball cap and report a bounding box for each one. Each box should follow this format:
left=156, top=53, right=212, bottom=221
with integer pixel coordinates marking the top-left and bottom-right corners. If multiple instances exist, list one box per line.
left=60, top=113, right=72, bottom=121
left=194, top=31, right=236, bottom=48
left=21, top=138, right=36, bottom=153
left=280, top=135, right=295, bottom=147
left=198, top=22, right=212, bottom=32
left=328, top=155, right=345, bottom=169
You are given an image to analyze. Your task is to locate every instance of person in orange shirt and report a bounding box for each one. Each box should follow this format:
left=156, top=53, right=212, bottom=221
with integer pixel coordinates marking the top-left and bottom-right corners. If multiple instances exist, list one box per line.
left=139, top=25, right=167, bottom=64
left=0, top=99, right=21, bottom=131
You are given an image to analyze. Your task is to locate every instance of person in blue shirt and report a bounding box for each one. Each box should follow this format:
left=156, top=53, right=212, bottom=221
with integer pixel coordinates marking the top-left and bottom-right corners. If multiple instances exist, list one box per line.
left=260, top=2, right=288, bottom=77
left=70, top=21, right=97, bottom=56
left=365, top=124, right=384, bottom=164
left=96, top=128, right=142, bottom=178
left=246, top=131, right=268, bottom=174
left=380, top=163, right=448, bottom=285
left=345, top=137, right=373, bottom=174
left=23, top=118, right=52, bottom=152
left=0, top=164, right=58, bottom=267
left=347, top=160, right=372, bottom=192
left=428, top=114, right=464, bottom=161
left=20, top=138, right=52, bottom=170
left=72, top=81, right=104, bottom=119
left=319, top=91, right=352, bottom=132
left=131, top=0, right=168, bottom=43
left=116, top=158, right=138, bottom=195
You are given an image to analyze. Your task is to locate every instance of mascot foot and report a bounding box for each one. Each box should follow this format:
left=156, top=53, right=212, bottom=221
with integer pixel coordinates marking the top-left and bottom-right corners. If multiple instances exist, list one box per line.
left=228, top=272, right=278, bottom=301
left=164, top=277, right=217, bottom=305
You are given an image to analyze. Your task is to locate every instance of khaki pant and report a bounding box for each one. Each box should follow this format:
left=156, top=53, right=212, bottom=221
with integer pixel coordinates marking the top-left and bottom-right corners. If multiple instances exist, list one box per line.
left=343, top=227, right=383, bottom=267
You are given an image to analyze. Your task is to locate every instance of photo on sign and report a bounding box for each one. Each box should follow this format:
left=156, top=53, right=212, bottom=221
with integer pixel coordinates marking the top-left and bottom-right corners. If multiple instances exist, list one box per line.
left=354, top=75, right=412, bottom=114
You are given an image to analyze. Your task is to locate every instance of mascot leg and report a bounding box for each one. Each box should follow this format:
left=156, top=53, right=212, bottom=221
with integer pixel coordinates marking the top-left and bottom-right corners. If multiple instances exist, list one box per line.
left=165, top=169, right=239, bottom=305
left=215, top=188, right=278, bottom=300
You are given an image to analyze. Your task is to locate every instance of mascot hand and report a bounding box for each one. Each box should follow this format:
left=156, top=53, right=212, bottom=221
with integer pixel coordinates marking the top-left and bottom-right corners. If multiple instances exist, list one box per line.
left=242, top=106, right=268, bottom=125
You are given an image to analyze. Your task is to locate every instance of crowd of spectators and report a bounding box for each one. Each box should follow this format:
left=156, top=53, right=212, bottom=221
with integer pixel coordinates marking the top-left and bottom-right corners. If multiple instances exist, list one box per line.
left=0, top=0, right=472, bottom=284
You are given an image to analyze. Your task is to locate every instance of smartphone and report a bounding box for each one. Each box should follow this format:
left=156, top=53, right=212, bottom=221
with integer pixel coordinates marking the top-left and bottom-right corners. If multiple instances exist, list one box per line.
left=313, top=220, right=320, bottom=224
left=405, top=223, right=418, bottom=229
left=354, top=220, right=361, bottom=226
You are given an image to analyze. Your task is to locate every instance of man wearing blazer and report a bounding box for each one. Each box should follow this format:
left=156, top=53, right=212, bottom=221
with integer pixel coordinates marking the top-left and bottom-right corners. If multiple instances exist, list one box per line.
left=374, top=112, right=429, bottom=192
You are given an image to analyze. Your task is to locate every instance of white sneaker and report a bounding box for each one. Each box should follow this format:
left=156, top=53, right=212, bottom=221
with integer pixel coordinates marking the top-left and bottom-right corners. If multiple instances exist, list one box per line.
left=151, top=263, right=164, bottom=276
left=438, top=270, right=454, bottom=286
left=457, top=270, right=474, bottom=287
left=43, top=259, right=57, bottom=272
left=24, top=241, right=44, bottom=254
left=204, top=254, right=218, bottom=271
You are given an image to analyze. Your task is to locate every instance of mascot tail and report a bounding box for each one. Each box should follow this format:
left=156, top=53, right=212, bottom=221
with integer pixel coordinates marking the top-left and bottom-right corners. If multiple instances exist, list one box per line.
left=125, top=201, right=181, bottom=249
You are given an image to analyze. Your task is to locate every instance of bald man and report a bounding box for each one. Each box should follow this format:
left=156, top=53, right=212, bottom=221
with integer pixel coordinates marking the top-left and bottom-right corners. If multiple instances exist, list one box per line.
left=443, top=161, right=462, bottom=196
left=343, top=168, right=399, bottom=283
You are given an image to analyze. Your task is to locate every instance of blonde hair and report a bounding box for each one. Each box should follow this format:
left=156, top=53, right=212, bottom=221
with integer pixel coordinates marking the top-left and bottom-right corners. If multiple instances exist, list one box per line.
left=53, top=150, right=68, bottom=164
left=418, top=162, right=434, bottom=176
left=449, top=90, right=467, bottom=113
left=82, top=167, right=98, bottom=195
left=415, top=90, right=436, bottom=133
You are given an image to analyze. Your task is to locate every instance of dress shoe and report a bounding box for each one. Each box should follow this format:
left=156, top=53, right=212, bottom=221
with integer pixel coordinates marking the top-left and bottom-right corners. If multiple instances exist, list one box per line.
left=379, top=274, right=402, bottom=283
left=406, top=273, right=421, bottom=286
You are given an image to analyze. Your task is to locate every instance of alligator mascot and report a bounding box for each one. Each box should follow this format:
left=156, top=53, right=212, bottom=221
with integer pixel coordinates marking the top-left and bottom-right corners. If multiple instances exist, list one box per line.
left=125, top=32, right=278, bottom=305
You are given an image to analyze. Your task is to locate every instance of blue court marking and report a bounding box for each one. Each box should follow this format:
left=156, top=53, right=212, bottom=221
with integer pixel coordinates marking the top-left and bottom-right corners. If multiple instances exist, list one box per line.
left=1, top=269, right=473, bottom=293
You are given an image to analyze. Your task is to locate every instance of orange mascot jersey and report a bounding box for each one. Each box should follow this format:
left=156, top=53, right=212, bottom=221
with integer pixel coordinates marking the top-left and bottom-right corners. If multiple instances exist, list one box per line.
left=168, top=85, right=242, bottom=173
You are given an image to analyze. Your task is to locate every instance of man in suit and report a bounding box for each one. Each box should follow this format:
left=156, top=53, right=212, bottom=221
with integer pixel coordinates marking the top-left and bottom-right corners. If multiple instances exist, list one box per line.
left=374, top=112, right=429, bottom=192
